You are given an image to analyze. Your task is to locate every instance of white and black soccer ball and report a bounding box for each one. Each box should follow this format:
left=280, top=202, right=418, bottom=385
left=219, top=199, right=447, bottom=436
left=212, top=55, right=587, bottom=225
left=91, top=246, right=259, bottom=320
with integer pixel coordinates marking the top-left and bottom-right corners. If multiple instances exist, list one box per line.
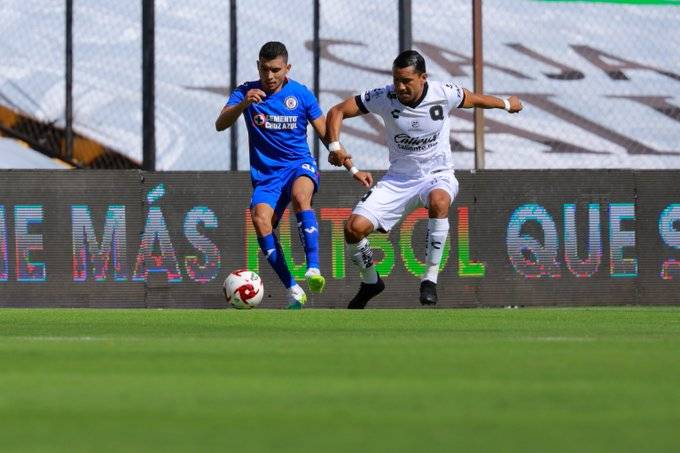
left=223, top=269, right=264, bottom=309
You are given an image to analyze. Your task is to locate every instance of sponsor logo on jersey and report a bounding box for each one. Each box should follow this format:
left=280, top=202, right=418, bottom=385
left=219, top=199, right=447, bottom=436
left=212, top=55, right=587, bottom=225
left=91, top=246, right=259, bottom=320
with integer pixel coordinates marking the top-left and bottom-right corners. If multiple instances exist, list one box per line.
left=393, top=131, right=440, bottom=151
left=284, top=96, right=298, bottom=110
left=253, top=113, right=298, bottom=129
left=367, top=88, right=384, bottom=102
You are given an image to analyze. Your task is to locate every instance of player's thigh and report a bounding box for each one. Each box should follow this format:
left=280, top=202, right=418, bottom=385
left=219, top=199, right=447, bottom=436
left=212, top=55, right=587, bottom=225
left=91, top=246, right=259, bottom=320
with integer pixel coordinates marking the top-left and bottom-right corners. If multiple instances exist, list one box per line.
left=290, top=175, right=316, bottom=211
left=251, top=180, right=283, bottom=230
left=344, top=213, right=375, bottom=242
left=285, top=162, right=319, bottom=212
left=353, top=179, right=419, bottom=232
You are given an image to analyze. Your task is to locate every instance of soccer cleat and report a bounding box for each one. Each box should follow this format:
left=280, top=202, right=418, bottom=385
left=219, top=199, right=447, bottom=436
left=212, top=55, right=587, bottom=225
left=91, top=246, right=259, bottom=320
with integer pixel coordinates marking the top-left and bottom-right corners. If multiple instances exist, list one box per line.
left=305, top=268, right=326, bottom=293
left=347, top=274, right=385, bottom=309
left=286, top=286, right=307, bottom=310
left=419, top=280, right=438, bottom=305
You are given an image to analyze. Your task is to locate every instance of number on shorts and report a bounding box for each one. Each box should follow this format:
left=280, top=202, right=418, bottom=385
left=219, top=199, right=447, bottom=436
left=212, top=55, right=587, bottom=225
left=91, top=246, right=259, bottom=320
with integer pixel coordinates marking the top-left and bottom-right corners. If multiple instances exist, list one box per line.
left=360, top=190, right=373, bottom=202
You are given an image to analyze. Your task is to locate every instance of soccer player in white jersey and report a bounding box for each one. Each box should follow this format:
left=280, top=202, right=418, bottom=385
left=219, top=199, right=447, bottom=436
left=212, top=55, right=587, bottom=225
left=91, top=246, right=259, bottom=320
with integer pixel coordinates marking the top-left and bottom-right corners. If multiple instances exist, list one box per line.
left=326, top=50, right=523, bottom=308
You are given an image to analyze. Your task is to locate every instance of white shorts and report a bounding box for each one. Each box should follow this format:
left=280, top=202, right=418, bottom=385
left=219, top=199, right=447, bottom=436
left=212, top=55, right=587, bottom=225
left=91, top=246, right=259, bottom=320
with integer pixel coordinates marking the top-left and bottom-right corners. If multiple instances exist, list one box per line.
left=353, top=170, right=459, bottom=232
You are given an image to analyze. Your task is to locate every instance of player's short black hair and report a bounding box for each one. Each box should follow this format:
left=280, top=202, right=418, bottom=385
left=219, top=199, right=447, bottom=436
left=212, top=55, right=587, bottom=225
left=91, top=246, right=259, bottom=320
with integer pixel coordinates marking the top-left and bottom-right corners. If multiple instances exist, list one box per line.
left=259, top=41, right=288, bottom=62
left=393, top=50, right=426, bottom=74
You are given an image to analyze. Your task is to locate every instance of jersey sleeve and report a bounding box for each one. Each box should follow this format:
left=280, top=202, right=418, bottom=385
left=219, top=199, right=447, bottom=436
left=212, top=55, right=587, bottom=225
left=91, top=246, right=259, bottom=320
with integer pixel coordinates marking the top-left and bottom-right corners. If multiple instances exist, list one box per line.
left=302, top=86, right=323, bottom=121
left=226, top=83, right=248, bottom=107
left=355, top=86, right=390, bottom=115
left=443, top=82, right=466, bottom=109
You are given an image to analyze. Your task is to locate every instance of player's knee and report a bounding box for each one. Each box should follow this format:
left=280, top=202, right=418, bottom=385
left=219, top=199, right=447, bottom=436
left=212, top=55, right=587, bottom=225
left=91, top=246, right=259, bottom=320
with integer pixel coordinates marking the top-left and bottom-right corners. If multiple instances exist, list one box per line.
left=428, top=192, right=451, bottom=218
left=251, top=211, right=273, bottom=234
left=344, top=215, right=370, bottom=243
left=291, top=192, right=312, bottom=211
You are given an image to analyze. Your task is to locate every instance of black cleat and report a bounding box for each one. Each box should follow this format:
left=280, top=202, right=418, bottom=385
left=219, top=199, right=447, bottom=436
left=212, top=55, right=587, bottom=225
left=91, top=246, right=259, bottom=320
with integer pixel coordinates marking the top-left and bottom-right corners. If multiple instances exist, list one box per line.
left=348, top=275, right=385, bottom=309
left=419, top=280, right=438, bottom=305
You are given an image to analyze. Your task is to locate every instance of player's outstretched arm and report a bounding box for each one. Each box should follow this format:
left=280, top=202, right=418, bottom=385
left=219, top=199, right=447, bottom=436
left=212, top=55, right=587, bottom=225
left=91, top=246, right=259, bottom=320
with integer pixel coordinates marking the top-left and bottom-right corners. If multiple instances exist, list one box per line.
left=341, top=157, right=373, bottom=188
left=310, top=116, right=329, bottom=149
left=326, top=97, right=363, bottom=166
left=215, top=88, right=267, bottom=131
left=325, top=97, right=372, bottom=188
left=352, top=169, right=373, bottom=188
left=461, top=89, right=523, bottom=113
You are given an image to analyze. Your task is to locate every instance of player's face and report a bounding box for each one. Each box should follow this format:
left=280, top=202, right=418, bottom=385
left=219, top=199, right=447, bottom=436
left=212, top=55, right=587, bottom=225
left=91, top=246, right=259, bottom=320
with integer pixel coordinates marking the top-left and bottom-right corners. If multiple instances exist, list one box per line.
left=393, top=66, right=427, bottom=105
left=257, top=57, right=290, bottom=93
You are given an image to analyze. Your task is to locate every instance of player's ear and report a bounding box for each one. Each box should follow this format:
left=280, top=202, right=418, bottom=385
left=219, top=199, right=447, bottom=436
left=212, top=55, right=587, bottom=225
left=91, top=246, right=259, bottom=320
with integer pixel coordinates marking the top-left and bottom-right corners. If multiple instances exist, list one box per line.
left=286, top=63, right=292, bottom=72
left=256, top=60, right=261, bottom=71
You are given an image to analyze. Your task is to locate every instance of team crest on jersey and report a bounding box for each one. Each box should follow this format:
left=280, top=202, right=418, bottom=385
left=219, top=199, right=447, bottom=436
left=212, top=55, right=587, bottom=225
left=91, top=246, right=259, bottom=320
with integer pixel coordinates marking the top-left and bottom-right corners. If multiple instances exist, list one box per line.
left=365, top=88, right=384, bottom=102
left=253, top=113, right=266, bottom=127
left=410, top=120, right=421, bottom=130
left=284, top=96, right=298, bottom=110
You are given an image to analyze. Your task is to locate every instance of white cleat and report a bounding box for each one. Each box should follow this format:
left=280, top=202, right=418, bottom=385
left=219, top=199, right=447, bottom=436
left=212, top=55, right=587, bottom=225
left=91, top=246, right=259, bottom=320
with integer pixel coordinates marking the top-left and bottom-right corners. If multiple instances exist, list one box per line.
left=286, top=284, right=307, bottom=309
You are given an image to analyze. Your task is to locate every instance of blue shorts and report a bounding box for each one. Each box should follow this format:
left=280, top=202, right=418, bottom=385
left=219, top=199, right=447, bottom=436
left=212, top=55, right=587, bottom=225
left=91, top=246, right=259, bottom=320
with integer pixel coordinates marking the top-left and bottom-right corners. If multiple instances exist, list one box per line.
left=250, top=160, right=320, bottom=227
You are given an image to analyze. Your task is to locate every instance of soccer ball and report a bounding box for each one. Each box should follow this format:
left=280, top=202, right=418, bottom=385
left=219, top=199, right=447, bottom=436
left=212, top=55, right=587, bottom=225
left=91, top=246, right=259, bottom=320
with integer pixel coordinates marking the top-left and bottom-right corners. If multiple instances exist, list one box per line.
left=223, top=269, right=264, bottom=309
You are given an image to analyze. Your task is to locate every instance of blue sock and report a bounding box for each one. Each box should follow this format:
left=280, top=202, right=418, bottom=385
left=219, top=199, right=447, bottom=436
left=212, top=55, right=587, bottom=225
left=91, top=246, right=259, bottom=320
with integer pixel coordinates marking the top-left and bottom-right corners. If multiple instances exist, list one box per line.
left=257, top=233, right=295, bottom=289
left=296, top=210, right=320, bottom=270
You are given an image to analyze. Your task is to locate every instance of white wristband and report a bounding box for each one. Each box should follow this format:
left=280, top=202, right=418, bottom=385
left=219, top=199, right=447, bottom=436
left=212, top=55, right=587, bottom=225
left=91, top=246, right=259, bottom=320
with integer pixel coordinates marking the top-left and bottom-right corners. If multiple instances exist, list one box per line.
left=503, top=98, right=511, bottom=112
left=328, top=141, right=342, bottom=152
left=349, top=166, right=359, bottom=175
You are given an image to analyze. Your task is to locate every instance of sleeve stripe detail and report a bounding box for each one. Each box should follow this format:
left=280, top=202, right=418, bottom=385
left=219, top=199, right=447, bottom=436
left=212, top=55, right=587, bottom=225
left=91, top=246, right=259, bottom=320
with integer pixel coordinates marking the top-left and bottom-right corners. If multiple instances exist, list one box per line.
left=355, top=95, right=369, bottom=114
left=457, top=90, right=466, bottom=109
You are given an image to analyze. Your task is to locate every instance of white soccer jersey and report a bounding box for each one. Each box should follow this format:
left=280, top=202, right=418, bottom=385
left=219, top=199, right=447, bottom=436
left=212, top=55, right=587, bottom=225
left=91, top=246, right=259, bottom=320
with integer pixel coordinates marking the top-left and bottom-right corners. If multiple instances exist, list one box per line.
left=356, top=80, right=465, bottom=180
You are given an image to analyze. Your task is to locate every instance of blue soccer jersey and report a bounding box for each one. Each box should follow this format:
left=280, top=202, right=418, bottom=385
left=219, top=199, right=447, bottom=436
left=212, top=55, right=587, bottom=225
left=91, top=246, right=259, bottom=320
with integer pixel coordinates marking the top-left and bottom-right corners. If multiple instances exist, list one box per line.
left=226, top=78, right=322, bottom=223
left=226, top=78, right=322, bottom=176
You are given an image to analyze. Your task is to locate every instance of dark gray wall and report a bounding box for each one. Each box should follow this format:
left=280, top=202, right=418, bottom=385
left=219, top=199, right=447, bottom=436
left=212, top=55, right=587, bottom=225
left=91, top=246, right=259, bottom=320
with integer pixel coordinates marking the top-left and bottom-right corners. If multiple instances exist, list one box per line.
left=0, top=170, right=678, bottom=308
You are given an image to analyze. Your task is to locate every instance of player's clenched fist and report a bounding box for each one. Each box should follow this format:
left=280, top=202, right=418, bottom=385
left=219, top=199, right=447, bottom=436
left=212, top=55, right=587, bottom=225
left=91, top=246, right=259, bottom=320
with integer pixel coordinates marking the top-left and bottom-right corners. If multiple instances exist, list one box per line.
left=507, top=95, right=523, bottom=113
left=243, top=89, right=267, bottom=105
left=353, top=171, right=372, bottom=188
left=328, top=149, right=351, bottom=167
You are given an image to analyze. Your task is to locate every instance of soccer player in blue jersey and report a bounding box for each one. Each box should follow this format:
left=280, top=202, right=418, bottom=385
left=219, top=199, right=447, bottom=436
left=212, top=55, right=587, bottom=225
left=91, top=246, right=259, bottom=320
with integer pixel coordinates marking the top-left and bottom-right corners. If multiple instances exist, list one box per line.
left=215, top=41, right=326, bottom=309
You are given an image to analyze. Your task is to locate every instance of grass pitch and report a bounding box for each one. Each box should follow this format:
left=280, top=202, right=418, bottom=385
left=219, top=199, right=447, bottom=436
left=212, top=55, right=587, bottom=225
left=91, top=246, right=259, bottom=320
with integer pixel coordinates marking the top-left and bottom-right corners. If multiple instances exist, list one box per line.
left=1, top=307, right=679, bottom=452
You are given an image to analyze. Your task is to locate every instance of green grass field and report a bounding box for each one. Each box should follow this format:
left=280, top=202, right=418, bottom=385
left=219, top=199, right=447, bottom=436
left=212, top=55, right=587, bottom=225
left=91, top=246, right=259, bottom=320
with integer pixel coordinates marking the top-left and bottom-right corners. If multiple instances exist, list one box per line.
left=1, top=308, right=679, bottom=452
